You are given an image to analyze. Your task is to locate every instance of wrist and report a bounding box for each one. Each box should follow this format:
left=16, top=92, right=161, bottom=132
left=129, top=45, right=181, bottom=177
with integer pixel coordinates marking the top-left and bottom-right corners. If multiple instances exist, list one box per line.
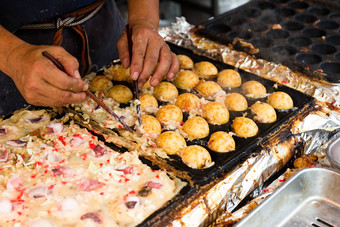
left=129, top=18, right=159, bottom=31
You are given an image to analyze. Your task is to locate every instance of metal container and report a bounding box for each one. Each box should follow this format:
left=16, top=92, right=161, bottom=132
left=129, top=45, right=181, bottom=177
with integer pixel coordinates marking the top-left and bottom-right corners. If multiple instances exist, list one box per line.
left=236, top=167, right=340, bottom=227
left=327, top=136, right=340, bottom=170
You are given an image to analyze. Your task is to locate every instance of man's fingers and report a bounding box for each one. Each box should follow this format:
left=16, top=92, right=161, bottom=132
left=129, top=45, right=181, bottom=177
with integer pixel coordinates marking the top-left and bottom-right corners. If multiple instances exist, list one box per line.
left=166, top=52, right=180, bottom=80
left=138, top=41, right=161, bottom=86
left=117, top=32, right=130, bottom=68
left=49, top=46, right=80, bottom=78
left=150, top=45, right=172, bottom=86
left=130, top=33, right=148, bottom=80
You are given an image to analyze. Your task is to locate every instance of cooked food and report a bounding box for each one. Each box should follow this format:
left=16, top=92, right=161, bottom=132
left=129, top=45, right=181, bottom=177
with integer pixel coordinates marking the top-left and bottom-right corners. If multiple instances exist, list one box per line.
left=156, top=104, right=183, bottom=124
left=180, top=145, right=213, bottom=169
left=104, top=64, right=131, bottom=82
left=153, top=81, right=179, bottom=102
left=268, top=91, right=294, bottom=110
left=178, top=55, right=194, bottom=69
left=139, top=93, right=159, bottom=113
left=89, top=75, right=113, bottom=92
left=208, top=131, right=235, bottom=153
left=202, top=102, right=229, bottom=125
left=250, top=102, right=277, bottom=123
left=195, top=81, right=223, bottom=98
left=231, top=117, right=259, bottom=138
left=141, top=115, right=162, bottom=136
left=224, top=93, right=248, bottom=111
left=242, top=80, right=267, bottom=98
left=107, top=85, right=133, bottom=103
left=175, top=93, right=200, bottom=112
left=141, top=77, right=152, bottom=90
left=193, top=61, right=218, bottom=79
left=182, top=116, right=209, bottom=140
left=217, top=69, right=242, bottom=88
left=174, top=70, right=199, bottom=90
left=156, top=131, right=186, bottom=155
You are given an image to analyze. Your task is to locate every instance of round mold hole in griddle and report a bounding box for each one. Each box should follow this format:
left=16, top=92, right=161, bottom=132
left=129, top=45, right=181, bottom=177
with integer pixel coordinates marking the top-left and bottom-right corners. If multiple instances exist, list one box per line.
left=294, top=13, right=317, bottom=24
left=287, top=1, right=309, bottom=9
left=302, top=28, right=326, bottom=38
left=281, top=21, right=304, bottom=31
left=288, top=36, right=312, bottom=47
left=255, top=1, right=276, bottom=10
left=307, top=7, right=330, bottom=16
left=246, top=22, right=267, bottom=32
left=275, top=8, right=296, bottom=17
left=326, top=35, right=340, bottom=45
left=266, top=29, right=289, bottom=39
left=272, top=45, right=297, bottom=56
left=260, top=14, right=282, bottom=24
left=317, top=20, right=339, bottom=30
left=296, top=53, right=322, bottom=65
left=244, top=8, right=261, bottom=18
left=320, top=62, right=340, bottom=74
left=330, top=12, right=340, bottom=22
left=311, top=43, right=336, bottom=55
left=251, top=37, right=273, bottom=48
left=206, top=24, right=231, bottom=34
left=335, top=52, right=340, bottom=61
left=228, top=30, right=252, bottom=40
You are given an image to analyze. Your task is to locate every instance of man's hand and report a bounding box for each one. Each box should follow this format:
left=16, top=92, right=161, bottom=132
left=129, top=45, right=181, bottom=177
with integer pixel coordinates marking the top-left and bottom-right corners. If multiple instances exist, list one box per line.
left=6, top=44, right=88, bottom=106
left=117, top=0, right=179, bottom=89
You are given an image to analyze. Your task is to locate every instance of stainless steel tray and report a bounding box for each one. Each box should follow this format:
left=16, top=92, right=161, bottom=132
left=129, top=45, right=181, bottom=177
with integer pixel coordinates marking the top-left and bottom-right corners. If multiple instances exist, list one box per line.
left=236, top=167, right=340, bottom=227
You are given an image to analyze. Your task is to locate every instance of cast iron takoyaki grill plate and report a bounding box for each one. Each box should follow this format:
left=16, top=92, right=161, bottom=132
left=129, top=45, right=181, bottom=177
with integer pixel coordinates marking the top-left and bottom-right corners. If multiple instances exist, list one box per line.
left=196, top=0, right=340, bottom=83
left=154, top=43, right=315, bottom=185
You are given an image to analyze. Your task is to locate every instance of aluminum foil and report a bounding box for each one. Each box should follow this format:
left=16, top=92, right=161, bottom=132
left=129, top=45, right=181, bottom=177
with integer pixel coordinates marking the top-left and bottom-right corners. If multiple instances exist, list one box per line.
left=160, top=17, right=340, bottom=226
left=159, top=17, right=340, bottom=108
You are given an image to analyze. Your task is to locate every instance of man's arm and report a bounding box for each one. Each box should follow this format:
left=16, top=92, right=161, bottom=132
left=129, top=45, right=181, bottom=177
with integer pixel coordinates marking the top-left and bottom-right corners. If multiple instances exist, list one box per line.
left=0, top=25, right=88, bottom=106
left=117, top=0, right=179, bottom=88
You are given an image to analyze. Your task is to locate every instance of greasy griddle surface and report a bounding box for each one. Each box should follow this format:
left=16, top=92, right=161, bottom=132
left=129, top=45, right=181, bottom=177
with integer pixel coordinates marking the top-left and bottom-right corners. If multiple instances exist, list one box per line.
left=166, top=43, right=314, bottom=185
left=196, top=0, right=340, bottom=83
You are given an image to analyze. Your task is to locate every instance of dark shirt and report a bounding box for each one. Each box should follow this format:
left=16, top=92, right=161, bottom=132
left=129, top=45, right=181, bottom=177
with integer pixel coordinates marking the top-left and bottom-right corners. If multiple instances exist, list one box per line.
left=0, top=0, right=125, bottom=116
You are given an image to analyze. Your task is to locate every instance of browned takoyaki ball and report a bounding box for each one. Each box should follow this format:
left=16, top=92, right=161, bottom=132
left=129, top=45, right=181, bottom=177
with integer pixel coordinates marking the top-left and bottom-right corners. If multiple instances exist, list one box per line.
left=231, top=117, right=258, bottom=138
left=268, top=92, right=294, bottom=110
left=156, top=131, right=186, bottom=155
left=195, top=81, right=223, bottom=98
left=89, top=75, right=113, bottom=92
left=153, top=82, right=179, bottom=102
left=141, top=115, right=161, bottom=135
left=217, top=69, right=242, bottom=88
left=139, top=93, right=158, bottom=113
left=178, top=55, right=194, bottom=69
left=180, top=145, right=213, bottom=169
left=208, top=131, right=235, bottom=153
left=156, top=104, right=183, bottom=123
left=175, top=93, right=200, bottom=112
left=182, top=116, right=209, bottom=140
left=224, top=93, right=248, bottom=111
left=193, top=61, right=218, bottom=79
left=104, top=64, right=131, bottom=82
left=202, top=102, right=229, bottom=125
left=250, top=102, right=277, bottom=123
left=242, top=80, right=267, bottom=98
left=107, top=85, right=133, bottom=103
left=174, top=70, right=199, bottom=90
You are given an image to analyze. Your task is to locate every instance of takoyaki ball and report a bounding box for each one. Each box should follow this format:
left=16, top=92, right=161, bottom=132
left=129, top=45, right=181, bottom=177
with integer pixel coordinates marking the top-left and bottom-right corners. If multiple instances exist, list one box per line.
left=156, top=104, right=183, bottom=123
left=141, top=115, right=161, bottom=135
left=224, top=93, right=248, bottom=111
left=250, top=102, right=277, bottom=123
left=104, top=64, right=131, bottom=82
left=107, top=85, right=133, bottom=103
left=217, top=69, right=242, bottom=88
left=139, top=93, right=158, bottom=112
left=193, top=61, right=218, bottom=79
left=178, top=55, right=194, bottom=69
left=202, top=102, right=229, bottom=125
left=141, top=77, right=152, bottom=90
left=268, top=92, right=294, bottom=110
left=195, top=81, right=223, bottom=98
left=242, top=81, right=267, bottom=98
left=156, top=131, right=186, bottom=155
left=181, top=145, right=212, bottom=169
left=182, top=116, right=209, bottom=140
left=174, top=70, right=199, bottom=90
left=208, top=131, right=235, bottom=153
left=153, top=82, right=178, bottom=102
left=231, top=117, right=258, bottom=138
left=175, top=93, right=200, bottom=112
left=89, top=75, right=113, bottom=92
